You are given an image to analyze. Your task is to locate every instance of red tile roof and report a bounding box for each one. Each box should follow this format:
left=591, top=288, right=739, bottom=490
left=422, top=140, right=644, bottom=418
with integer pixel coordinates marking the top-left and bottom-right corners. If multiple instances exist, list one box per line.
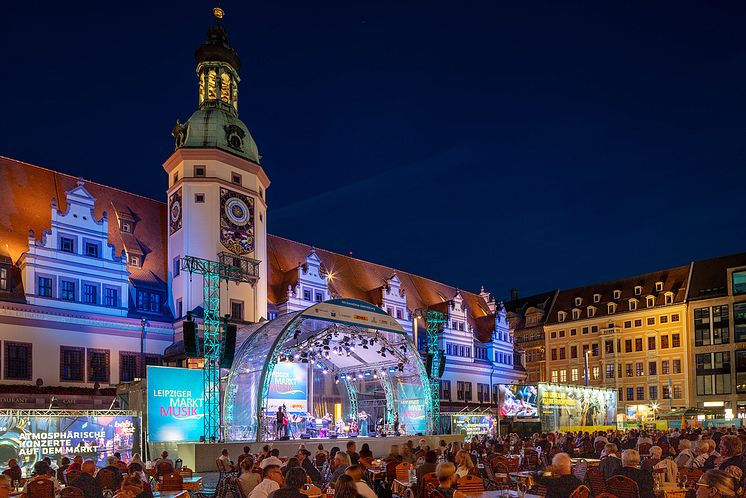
left=0, top=156, right=168, bottom=290
left=545, top=264, right=691, bottom=325
left=0, top=156, right=494, bottom=338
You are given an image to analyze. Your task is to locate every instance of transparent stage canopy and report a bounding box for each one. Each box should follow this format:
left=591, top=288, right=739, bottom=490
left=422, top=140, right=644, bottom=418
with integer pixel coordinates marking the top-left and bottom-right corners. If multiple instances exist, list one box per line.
left=224, top=299, right=433, bottom=441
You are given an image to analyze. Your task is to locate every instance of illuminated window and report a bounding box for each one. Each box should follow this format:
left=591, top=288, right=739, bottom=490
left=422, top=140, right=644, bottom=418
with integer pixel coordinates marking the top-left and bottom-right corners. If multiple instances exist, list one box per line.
left=559, top=370, right=567, bottom=382
left=199, top=72, right=205, bottom=104
left=734, top=270, right=746, bottom=295
left=207, top=70, right=217, bottom=100
left=605, top=364, right=614, bottom=378
left=636, top=362, right=644, bottom=376
left=221, top=72, right=231, bottom=103
left=38, top=276, right=52, bottom=297
left=551, top=371, right=558, bottom=383
left=592, top=366, right=600, bottom=380
left=0, top=268, right=7, bottom=291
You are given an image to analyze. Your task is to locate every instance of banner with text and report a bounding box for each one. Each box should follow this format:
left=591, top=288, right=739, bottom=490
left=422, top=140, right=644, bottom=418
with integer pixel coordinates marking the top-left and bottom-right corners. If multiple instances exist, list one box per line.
left=538, top=382, right=616, bottom=432
left=0, top=414, right=138, bottom=476
left=147, top=366, right=205, bottom=442
left=266, top=362, right=308, bottom=414
left=397, top=382, right=428, bottom=434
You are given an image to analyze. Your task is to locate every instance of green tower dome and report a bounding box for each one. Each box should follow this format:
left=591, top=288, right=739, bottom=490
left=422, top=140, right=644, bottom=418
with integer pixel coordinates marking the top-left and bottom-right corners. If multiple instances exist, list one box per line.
left=172, top=18, right=260, bottom=164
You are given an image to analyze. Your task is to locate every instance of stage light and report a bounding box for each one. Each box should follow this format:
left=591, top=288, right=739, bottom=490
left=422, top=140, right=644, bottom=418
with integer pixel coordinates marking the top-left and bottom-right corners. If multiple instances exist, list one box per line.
left=364, top=371, right=372, bottom=377
left=294, top=353, right=301, bottom=361
left=388, top=367, right=397, bottom=373
left=373, top=372, right=378, bottom=379
left=340, top=373, right=347, bottom=380
left=316, top=362, right=324, bottom=369
left=323, top=368, right=328, bottom=374
left=335, top=375, right=339, bottom=384
left=358, top=373, right=364, bottom=379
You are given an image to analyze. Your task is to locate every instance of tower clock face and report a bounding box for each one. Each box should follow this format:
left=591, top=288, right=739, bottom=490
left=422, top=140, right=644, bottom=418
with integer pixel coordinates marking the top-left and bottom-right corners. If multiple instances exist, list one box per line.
left=220, top=188, right=254, bottom=255
left=169, top=189, right=182, bottom=235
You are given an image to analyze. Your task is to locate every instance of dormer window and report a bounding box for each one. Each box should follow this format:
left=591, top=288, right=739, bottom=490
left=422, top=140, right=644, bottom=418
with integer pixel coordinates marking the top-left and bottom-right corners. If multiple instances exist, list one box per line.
left=646, top=296, right=655, bottom=308
left=194, top=165, right=206, bottom=177
left=120, top=221, right=132, bottom=233
left=629, top=299, right=638, bottom=311
left=587, top=307, right=596, bottom=318
left=558, top=311, right=566, bottom=322
left=608, top=303, right=616, bottom=314
left=634, top=286, right=642, bottom=296
left=593, top=294, right=601, bottom=303
left=128, top=254, right=141, bottom=267
left=613, top=290, right=621, bottom=300
left=664, top=293, right=674, bottom=305
left=0, top=268, right=8, bottom=291
left=655, top=281, right=664, bottom=292
left=572, top=309, right=581, bottom=320
left=575, top=297, right=582, bottom=307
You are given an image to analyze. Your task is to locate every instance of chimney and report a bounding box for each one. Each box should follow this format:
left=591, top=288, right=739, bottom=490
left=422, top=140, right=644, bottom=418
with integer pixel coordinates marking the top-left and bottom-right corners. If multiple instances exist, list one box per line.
left=510, top=288, right=520, bottom=301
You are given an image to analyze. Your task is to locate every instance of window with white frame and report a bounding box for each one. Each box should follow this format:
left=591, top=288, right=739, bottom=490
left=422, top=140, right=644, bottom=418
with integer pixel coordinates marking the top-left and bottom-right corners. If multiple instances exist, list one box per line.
left=558, top=311, right=566, bottom=322
left=613, top=290, right=621, bottom=299
left=665, top=293, right=674, bottom=305
left=572, top=309, right=580, bottom=320
left=634, top=286, right=642, bottom=296
left=647, top=296, right=655, bottom=307
left=575, top=297, right=582, bottom=306
left=629, top=299, right=638, bottom=311
left=593, top=294, right=601, bottom=303
left=587, top=307, right=595, bottom=318
left=655, top=281, right=664, bottom=292
left=608, top=303, right=616, bottom=314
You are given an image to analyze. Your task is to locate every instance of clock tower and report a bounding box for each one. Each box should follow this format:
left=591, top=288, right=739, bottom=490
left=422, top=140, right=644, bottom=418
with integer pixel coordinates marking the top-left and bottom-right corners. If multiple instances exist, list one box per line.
left=164, top=8, right=269, bottom=326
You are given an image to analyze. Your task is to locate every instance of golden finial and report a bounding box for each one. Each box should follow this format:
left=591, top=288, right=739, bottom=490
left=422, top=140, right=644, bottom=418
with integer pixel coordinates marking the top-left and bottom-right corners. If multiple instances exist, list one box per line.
left=213, top=6, right=224, bottom=20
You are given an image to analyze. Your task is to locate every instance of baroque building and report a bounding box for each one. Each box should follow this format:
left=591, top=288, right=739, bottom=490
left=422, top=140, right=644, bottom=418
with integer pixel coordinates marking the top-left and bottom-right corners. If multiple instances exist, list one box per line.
left=0, top=13, right=524, bottom=410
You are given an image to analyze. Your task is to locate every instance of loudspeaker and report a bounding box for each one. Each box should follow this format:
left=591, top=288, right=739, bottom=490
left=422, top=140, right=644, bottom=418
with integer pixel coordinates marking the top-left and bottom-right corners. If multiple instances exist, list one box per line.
left=425, top=353, right=434, bottom=378
left=183, top=320, right=198, bottom=357
left=300, top=434, right=311, bottom=439
left=220, top=324, right=237, bottom=369
left=437, top=350, right=446, bottom=377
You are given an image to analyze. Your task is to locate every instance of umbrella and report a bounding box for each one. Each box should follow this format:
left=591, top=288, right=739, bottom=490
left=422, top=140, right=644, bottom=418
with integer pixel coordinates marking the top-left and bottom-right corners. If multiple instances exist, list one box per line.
left=659, top=407, right=723, bottom=419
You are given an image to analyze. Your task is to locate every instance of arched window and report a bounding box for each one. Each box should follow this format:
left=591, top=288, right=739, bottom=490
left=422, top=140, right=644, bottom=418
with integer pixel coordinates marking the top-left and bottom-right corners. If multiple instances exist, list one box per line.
left=207, top=70, right=217, bottom=100
left=220, top=72, right=231, bottom=103
left=199, top=72, right=205, bottom=104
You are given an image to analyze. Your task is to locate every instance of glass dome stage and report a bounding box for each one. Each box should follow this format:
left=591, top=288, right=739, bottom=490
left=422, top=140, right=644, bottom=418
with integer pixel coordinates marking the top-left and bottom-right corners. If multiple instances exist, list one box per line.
left=224, top=298, right=433, bottom=442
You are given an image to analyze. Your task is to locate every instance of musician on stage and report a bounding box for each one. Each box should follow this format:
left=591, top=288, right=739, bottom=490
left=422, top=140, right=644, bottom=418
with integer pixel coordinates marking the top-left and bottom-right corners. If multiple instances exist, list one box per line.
left=358, top=410, right=369, bottom=436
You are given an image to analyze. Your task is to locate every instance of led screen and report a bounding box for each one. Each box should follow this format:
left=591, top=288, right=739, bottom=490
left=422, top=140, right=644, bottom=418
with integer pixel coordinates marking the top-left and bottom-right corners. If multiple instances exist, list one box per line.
left=0, top=415, right=138, bottom=476
left=538, top=382, right=617, bottom=431
left=147, top=366, right=204, bottom=442
left=453, top=415, right=492, bottom=436
left=499, top=384, right=538, bottom=417
left=266, top=362, right=308, bottom=414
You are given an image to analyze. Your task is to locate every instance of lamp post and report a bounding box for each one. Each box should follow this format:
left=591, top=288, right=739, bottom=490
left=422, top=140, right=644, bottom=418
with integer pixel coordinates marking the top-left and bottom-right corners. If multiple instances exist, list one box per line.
left=584, top=350, right=591, bottom=386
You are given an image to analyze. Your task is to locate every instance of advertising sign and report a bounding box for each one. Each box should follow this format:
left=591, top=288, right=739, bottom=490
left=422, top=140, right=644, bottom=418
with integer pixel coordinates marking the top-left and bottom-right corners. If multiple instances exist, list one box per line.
left=301, top=299, right=403, bottom=334
left=538, top=383, right=616, bottom=432
left=499, top=384, right=538, bottom=417
left=0, top=414, right=138, bottom=476
left=452, top=415, right=493, bottom=436
left=147, top=366, right=204, bottom=442
left=397, top=383, right=428, bottom=434
left=267, top=362, right=308, bottom=414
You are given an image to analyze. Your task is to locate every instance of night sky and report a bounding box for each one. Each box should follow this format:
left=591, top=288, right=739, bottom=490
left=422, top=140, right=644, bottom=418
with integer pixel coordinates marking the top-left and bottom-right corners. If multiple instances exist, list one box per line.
left=2, top=1, right=745, bottom=299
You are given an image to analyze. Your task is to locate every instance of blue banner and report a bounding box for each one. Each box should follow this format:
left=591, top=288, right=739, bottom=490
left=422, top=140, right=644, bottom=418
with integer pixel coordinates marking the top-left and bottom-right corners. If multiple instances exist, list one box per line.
left=397, top=382, right=428, bottom=434
left=147, top=366, right=205, bottom=442
left=267, top=362, right=308, bottom=413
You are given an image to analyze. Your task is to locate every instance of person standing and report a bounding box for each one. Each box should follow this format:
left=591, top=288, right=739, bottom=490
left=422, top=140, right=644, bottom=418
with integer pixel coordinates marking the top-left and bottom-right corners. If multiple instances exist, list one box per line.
left=276, top=407, right=285, bottom=439
left=393, top=412, right=400, bottom=436
left=359, top=411, right=369, bottom=437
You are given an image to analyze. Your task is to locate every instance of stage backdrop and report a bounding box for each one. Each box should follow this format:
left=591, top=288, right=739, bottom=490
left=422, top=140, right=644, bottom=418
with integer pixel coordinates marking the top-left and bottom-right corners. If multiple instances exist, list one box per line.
left=267, top=362, right=308, bottom=414
left=397, top=383, right=428, bottom=434
left=147, top=366, right=205, bottom=442
left=538, top=383, right=617, bottom=432
left=0, top=414, right=138, bottom=476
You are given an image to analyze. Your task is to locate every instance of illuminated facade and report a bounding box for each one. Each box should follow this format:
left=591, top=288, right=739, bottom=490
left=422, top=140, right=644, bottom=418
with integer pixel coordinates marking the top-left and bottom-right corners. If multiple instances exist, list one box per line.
left=0, top=13, right=523, bottom=411
left=543, top=266, right=692, bottom=419
left=686, top=253, right=746, bottom=417
left=505, top=290, right=558, bottom=384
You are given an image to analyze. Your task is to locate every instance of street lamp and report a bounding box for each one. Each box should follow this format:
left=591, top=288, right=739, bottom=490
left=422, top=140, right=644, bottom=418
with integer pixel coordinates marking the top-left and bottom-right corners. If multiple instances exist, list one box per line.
left=584, top=350, right=591, bottom=386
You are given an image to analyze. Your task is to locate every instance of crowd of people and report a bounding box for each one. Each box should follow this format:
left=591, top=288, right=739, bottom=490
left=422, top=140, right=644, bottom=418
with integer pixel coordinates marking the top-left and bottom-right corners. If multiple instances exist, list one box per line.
left=5, top=426, right=746, bottom=498
left=1, top=452, right=155, bottom=498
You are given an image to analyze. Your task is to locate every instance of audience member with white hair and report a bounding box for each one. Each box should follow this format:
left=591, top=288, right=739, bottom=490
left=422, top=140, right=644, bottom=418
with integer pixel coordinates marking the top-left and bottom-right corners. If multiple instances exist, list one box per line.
left=614, top=449, right=654, bottom=498
left=675, top=439, right=695, bottom=467
left=536, top=453, right=584, bottom=498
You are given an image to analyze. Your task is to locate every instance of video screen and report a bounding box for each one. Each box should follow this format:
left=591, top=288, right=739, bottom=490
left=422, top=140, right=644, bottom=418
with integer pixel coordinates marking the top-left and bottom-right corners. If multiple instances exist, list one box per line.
left=499, top=384, right=538, bottom=417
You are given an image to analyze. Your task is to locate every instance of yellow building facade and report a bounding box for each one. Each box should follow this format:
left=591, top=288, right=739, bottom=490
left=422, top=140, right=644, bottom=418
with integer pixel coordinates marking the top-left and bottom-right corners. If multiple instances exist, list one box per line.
left=543, top=265, right=692, bottom=421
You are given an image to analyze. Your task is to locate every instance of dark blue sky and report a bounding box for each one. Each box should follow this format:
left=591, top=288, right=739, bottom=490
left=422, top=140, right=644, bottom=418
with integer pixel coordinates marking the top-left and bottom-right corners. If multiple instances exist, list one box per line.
left=2, top=1, right=745, bottom=299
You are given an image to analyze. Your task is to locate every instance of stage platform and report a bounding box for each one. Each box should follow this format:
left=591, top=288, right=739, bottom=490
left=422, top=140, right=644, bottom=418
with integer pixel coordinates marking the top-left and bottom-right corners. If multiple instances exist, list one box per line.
left=171, top=434, right=465, bottom=472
